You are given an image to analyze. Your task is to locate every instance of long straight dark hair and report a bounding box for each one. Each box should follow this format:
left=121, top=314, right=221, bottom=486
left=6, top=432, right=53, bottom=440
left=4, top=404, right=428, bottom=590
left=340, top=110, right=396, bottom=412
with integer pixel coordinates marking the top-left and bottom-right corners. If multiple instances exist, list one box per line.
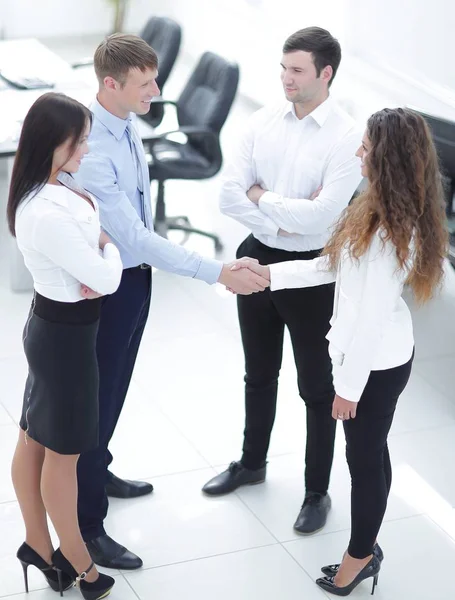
left=7, top=92, right=92, bottom=236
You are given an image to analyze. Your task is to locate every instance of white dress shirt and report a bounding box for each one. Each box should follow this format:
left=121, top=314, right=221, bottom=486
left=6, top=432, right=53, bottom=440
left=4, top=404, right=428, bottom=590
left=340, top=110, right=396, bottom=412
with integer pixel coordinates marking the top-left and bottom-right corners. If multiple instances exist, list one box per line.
left=15, top=180, right=123, bottom=302
left=269, top=232, right=415, bottom=402
left=219, top=97, right=363, bottom=251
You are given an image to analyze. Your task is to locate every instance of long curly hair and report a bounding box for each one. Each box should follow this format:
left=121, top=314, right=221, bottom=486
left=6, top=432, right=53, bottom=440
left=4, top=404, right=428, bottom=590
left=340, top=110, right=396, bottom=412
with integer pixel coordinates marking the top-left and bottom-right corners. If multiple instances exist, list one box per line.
left=323, top=107, right=448, bottom=304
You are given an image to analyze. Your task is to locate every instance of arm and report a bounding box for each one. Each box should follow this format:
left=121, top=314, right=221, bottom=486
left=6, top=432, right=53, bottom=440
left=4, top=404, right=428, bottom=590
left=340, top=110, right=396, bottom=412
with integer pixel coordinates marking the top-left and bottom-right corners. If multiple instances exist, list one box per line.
left=258, top=131, right=362, bottom=235
left=77, top=152, right=222, bottom=285
left=269, top=255, right=336, bottom=290
left=333, top=235, right=405, bottom=402
left=219, top=113, right=281, bottom=239
left=33, top=214, right=122, bottom=295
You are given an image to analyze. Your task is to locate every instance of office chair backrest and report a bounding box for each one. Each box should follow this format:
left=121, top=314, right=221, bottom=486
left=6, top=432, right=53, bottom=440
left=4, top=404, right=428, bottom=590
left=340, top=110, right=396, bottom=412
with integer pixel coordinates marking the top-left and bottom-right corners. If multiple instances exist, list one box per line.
left=177, top=52, right=240, bottom=135
left=140, top=16, right=182, bottom=91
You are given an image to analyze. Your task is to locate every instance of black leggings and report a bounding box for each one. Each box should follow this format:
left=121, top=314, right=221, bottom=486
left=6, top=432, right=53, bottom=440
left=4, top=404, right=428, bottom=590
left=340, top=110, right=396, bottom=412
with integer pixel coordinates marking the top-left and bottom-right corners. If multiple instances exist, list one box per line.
left=344, top=352, right=414, bottom=558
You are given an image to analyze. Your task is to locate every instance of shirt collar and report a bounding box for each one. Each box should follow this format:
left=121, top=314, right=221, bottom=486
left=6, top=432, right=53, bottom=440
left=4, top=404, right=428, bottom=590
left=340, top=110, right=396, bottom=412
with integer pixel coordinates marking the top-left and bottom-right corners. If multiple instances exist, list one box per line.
left=90, top=97, right=130, bottom=140
left=36, top=182, right=69, bottom=207
left=284, top=95, right=333, bottom=127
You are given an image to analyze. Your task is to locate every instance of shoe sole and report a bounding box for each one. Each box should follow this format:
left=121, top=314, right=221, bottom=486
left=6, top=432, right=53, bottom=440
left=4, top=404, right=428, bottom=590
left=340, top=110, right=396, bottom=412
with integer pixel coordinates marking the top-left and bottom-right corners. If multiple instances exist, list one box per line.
left=202, top=478, right=266, bottom=497
left=293, top=523, right=326, bottom=536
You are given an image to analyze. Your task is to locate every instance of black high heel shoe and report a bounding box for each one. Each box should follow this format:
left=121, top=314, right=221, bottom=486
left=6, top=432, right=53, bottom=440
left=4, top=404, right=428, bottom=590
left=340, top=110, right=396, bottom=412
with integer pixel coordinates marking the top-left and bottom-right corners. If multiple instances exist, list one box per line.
left=17, top=543, right=74, bottom=594
left=52, top=549, right=115, bottom=600
left=321, top=543, right=384, bottom=577
left=316, top=555, right=381, bottom=596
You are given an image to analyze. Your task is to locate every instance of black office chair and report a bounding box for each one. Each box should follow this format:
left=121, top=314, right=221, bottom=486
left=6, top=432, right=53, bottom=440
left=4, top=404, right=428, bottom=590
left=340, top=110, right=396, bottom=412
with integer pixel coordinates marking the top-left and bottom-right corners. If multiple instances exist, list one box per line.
left=146, top=52, right=240, bottom=251
left=139, top=16, right=182, bottom=128
left=72, top=16, right=181, bottom=129
left=412, top=108, right=455, bottom=265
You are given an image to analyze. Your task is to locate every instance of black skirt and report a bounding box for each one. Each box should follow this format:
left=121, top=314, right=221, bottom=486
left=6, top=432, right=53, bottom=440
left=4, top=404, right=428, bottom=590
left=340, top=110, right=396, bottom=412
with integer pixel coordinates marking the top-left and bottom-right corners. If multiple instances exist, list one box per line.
left=19, top=292, right=101, bottom=455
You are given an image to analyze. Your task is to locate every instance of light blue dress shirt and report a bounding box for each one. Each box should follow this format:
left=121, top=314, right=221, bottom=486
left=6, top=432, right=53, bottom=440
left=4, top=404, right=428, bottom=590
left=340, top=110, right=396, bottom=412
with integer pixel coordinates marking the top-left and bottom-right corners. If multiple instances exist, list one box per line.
left=74, top=99, right=222, bottom=283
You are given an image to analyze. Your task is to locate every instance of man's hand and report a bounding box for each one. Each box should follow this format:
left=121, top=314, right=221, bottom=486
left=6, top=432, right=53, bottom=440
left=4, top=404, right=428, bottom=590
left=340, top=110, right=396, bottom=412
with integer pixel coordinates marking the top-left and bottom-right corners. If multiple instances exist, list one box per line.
left=332, top=394, right=358, bottom=421
left=80, top=285, right=103, bottom=300
left=218, top=257, right=270, bottom=294
left=99, top=231, right=112, bottom=250
left=247, top=184, right=267, bottom=205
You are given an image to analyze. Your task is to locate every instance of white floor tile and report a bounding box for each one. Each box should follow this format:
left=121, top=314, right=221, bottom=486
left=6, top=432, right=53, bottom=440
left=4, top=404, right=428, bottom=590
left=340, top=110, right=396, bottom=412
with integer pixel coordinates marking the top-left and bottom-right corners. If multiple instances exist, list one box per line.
left=285, top=515, right=455, bottom=600
left=234, top=450, right=422, bottom=543
left=0, top=425, right=19, bottom=504
left=108, top=381, right=209, bottom=480
left=104, top=469, right=276, bottom=570
left=388, top=424, right=455, bottom=508
left=390, top=369, right=455, bottom=436
left=413, top=354, right=455, bottom=401
left=125, top=545, right=328, bottom=600
left=0, top=574, right=134, bottom=600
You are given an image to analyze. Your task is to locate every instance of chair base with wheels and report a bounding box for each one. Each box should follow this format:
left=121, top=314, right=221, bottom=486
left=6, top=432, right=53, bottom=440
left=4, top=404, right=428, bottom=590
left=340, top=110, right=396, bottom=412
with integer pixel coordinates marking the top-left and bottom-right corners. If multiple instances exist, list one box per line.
left=154, top=180, right=223, bottom=252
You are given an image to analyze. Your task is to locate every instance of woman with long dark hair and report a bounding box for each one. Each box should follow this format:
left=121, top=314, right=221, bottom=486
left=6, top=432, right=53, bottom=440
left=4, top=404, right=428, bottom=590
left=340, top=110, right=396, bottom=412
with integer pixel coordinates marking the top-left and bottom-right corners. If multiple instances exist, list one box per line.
left=8, top=92, right=122, bottom=599
left=239, top=108, right=448, bottom=596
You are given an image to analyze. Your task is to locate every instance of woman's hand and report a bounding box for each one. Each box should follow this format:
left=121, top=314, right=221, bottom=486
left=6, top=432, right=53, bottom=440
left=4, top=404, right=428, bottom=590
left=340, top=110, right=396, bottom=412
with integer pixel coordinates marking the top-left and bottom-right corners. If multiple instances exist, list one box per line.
left=99, top=231, right=112, bottom=250
left=332, top=394, right=358, bottom=420
left=80, top=285, right=103, bottom=300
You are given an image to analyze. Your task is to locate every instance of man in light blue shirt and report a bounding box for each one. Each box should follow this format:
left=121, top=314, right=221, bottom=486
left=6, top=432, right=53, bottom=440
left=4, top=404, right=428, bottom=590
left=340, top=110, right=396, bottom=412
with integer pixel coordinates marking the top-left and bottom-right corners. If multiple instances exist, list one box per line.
left=74, top=33, right=268, bottom=570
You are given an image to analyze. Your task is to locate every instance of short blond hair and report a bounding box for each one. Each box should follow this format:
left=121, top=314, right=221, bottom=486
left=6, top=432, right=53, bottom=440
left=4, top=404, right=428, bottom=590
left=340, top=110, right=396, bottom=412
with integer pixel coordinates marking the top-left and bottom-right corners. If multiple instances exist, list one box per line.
left=94, top=33, right=158, bottom=86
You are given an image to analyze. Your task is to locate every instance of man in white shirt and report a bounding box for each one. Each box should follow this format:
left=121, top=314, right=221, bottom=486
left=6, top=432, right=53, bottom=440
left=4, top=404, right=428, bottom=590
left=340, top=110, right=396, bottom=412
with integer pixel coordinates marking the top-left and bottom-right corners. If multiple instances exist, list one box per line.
left=202, top=27, right=362, bottom=535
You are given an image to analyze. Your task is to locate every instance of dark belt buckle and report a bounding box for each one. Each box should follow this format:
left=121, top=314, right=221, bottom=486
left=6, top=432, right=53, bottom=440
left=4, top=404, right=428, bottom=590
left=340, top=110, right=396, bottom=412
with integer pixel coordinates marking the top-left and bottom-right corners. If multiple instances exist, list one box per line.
left=139, top=263, right=151, bottom=270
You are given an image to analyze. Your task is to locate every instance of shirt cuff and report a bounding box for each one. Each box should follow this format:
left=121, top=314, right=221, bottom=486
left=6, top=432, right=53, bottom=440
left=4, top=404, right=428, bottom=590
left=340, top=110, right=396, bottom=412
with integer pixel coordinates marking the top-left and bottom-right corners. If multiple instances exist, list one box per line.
left=258, top=191, right=280, bottom=216
left=103, top=242, right=121, bottom=260
left=252, top=192, right=279, bottom=237
left=194, top=257, right=223, bottom=285
left=269, top=263, right=291, bottom=292
left=333, top=376, right=363, bottom=403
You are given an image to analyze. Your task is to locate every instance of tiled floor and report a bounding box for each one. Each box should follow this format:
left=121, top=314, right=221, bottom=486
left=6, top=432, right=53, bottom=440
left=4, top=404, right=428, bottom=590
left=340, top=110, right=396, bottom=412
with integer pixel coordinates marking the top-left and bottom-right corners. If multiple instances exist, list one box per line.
left=1, top=36, right=455, bottom=600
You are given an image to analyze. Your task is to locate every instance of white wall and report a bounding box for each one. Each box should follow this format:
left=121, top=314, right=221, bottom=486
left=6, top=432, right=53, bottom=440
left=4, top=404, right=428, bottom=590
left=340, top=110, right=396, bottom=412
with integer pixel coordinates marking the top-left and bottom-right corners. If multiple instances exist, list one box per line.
left=344, top=0, right=455, bottom=114
left=2, top=0, right=455, bottom=120
left=128, top=0, right=347, bottom=103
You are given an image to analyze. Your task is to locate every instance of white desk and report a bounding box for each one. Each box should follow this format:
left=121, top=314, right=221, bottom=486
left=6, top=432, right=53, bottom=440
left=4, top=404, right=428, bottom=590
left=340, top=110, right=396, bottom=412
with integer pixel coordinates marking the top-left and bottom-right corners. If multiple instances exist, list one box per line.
left=0, top=39, right=155, bottom=291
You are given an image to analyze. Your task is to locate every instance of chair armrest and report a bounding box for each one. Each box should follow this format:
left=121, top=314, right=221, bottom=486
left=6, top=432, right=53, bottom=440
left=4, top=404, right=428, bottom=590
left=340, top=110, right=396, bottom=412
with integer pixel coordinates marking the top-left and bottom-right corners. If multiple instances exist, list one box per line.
left=147, top=126, right=218, bottom=146
left=150, top=97, right=178, bottom=108
left=146, top=127, right=221, bottom=167
left=71, top=58, right=95, bottom=69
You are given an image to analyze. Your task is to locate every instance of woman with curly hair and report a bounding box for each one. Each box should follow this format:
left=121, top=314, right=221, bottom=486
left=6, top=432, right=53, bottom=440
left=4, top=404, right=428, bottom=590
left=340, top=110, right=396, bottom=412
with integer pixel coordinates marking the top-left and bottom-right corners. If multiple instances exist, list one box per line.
left=238, top=107, right=448, bottom=595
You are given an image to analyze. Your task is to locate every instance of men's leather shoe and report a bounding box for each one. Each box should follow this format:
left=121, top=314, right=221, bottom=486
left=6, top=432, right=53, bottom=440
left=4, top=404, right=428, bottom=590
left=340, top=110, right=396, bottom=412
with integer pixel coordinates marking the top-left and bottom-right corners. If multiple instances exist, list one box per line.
left=86, top=534, right=143, bottom=570
left=105, top=471, right=153, bottom=499
left=293, top=492, right=331, bottom=534
left=202, top=461, right=266, bottom=496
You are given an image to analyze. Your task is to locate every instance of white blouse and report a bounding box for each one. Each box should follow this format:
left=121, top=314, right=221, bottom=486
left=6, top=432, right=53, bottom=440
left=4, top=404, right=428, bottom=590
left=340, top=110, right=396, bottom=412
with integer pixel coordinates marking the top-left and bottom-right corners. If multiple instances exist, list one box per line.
left=15, top=180, right=123, bottom=302
left=269, top=232, right=415, bottom=402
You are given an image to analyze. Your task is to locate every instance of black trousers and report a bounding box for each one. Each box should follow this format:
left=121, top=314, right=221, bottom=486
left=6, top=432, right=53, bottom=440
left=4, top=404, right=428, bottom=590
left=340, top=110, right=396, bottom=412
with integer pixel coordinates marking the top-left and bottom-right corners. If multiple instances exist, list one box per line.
left=77, top=267, right=151, bottom=541
left=237, top=235, right=336, bottom=494
left=344, top=352, right=413, bottom=558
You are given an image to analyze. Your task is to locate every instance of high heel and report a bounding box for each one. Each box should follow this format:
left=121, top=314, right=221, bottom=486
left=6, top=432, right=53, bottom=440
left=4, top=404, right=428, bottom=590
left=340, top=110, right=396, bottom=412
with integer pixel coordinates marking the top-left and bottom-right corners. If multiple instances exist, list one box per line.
left=52, top=549, right=115, bottom=600
left=321, top=543, right=384, bottom=577
left=17, top=543, right=74, bottom=594
left=315, top=555, right=381, bottom=596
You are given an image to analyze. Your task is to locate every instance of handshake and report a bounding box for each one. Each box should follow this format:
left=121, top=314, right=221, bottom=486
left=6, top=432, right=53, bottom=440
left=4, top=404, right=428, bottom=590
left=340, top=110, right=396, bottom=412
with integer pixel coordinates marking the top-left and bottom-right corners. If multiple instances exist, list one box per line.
left=218, top=257, right=271, bottom=295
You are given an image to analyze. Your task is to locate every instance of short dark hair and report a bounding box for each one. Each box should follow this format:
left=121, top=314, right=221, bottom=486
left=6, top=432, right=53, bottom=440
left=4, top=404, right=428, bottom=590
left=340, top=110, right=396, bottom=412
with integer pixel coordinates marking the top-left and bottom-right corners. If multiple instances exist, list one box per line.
left=283, top=27, right=341, bottom=86
left=7, top=92, right=92, bottom=236
left=94, top=33, right=158, bottom=86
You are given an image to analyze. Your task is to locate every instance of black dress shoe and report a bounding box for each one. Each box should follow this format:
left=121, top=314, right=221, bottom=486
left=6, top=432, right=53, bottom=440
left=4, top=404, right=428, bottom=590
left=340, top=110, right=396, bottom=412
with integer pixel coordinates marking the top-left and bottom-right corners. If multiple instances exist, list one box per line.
left=294, top=491, right=331, bottom=534
left=86, top=534, right=143, bottom=570
left=105, top=471, right=153, bottom=499
left=202, top=461, right=266, bottom=496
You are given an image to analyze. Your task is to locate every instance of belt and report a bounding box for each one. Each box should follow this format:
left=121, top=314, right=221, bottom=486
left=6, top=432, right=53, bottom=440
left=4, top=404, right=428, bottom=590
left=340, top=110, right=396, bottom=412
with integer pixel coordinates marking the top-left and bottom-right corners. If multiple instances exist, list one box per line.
left=126, top=263, right=151, bottom=271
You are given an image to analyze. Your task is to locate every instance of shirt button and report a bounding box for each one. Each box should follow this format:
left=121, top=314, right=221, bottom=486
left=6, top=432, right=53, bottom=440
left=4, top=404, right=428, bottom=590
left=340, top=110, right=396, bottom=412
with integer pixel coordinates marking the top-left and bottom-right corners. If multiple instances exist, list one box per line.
left=88, top=216, right=92, bottom=222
